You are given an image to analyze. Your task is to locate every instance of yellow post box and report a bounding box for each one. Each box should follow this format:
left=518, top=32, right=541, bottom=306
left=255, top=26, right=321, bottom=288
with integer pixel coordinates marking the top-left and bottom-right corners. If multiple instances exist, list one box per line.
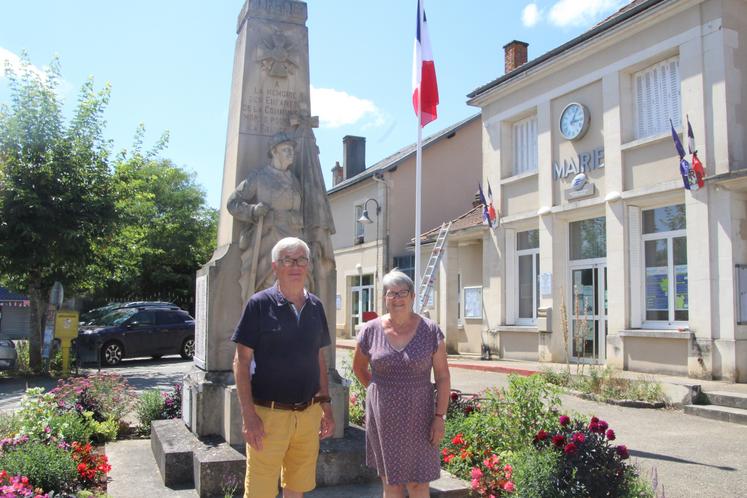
left=54, top=311, right=79, bottom=375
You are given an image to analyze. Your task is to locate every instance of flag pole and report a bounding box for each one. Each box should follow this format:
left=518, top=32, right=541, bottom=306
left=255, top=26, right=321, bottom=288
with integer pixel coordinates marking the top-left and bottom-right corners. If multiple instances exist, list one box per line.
left=415, top=96, right=422, bottom=302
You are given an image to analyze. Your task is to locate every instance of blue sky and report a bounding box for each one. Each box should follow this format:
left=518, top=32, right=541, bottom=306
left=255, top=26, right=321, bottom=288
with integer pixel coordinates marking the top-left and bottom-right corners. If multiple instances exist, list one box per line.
left=0, top=0, right=627, bottom=209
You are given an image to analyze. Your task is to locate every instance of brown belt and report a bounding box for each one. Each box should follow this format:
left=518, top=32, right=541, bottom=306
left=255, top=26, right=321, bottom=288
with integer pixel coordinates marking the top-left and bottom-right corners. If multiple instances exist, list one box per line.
left=254, top=395, right=330, bottom=411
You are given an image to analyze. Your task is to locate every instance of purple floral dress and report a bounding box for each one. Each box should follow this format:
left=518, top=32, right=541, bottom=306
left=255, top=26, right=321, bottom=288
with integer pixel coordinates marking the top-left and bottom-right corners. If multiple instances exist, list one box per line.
left=357, top=316, right=445, bottom=484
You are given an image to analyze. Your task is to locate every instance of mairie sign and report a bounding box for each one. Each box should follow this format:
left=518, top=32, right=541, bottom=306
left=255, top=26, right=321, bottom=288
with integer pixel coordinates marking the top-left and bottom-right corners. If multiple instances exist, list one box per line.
left=552, top=147, right=604, bottom=180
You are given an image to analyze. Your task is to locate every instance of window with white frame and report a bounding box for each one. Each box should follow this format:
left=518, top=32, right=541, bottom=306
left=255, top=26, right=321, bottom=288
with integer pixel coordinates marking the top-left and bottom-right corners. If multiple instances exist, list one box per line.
left=393, top=254, right=415, bottom=281
left=513, top=115, right=538, bottom=175
left=642, top=204, right=687, bottom=323
left=354, top=204, right=364, bottom=244
left=634, top=56, right=681, bottom=139
left=517, top=229, right=540, bottom=322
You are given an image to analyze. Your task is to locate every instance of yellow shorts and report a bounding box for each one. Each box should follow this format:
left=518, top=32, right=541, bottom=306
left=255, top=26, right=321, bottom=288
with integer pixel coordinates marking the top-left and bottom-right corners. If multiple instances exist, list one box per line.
left=244, top=403, right=323, bottom=498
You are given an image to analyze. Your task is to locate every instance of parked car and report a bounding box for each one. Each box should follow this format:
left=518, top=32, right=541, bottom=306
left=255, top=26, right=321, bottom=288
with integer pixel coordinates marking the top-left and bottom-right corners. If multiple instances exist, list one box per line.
left=0, top=338, right=17, bottom=371
left=79, top=301, right=177, bottom=326
left=75, top=306, right=194, bottom=366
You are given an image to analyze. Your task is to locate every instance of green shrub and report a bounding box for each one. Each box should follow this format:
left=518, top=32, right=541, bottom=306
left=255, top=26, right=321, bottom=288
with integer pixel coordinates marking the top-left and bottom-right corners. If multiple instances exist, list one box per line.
left=13, top=340, right=30, bottom=374
left=511, top=448, right=562, bottom=498
left=47, top=409, right=95, bottom=445
left=0, top=440, right=78, bottom=493
left=539, top=368, right=572, bottom=387
left=88, top=414, right=119, bottom=443
left=136, top=389, right=165, bottom=434
left=442, top=375, right=562, bottom=483
left=340, top=351, right=366, bottom=426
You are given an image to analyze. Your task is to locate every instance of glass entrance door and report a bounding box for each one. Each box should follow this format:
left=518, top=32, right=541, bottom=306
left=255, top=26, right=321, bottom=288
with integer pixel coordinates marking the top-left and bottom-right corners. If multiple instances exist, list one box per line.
left=351, top=274, right=374, bottom=336
left=569, top=264, right=607, bottom=363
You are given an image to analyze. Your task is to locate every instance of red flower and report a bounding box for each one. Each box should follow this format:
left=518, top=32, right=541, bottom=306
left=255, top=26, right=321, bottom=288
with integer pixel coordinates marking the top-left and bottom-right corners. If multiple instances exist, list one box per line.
left=606, top=429, right=616, bottom=441
left=572, top=432, right=585, bottom=444
left=450, top=392, right=459, bottom=401
left=464, top=405, right=474, bottom=415
left=616, top=445, right=629, bottom=459
left=598, top=420, right=609, bottom=431
left=563, top=442, right=578, bottom=454
left=590, top=416, right=599, bottom=424
left=559, top=415, right=571, bottom=426
left=589, top=422, right=600, bottom=433
left=443, top=453, right=455, bottom=464
left=451, top=433, right=465, bottom=446
left=534, top=429, right=548, bottom=442
left=551, top=434, right=565, bottom=447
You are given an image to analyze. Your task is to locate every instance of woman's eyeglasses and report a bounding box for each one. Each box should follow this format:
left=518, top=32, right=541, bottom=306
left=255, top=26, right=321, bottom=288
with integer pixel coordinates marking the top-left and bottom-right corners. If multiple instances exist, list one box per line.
left=385, top=289, right=410, bottom=299
left=278, top=256, right=309, bottom=267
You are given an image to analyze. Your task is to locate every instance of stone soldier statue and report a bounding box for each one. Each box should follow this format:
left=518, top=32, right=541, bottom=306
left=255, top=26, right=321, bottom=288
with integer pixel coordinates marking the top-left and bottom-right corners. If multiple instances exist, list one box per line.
left=227, top=132, right=304, bottom=302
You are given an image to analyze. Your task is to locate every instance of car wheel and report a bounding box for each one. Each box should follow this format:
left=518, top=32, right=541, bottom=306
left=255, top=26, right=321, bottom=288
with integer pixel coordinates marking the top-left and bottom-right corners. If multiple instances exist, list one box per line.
left=102, top=341, right=124, bottom=366
left=181, top=337, right=195, bottom=359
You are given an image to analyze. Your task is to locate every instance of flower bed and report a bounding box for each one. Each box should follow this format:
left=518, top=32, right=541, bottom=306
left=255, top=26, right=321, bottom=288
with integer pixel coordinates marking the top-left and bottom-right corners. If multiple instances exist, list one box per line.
left=0, top=373, right=135, bottom=497
left=440, top=375, right=656, bottom=497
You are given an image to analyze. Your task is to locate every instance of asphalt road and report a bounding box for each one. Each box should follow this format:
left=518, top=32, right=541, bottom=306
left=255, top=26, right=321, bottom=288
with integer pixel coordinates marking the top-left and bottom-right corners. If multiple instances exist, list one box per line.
left=1, top=352, right=746, bottom=497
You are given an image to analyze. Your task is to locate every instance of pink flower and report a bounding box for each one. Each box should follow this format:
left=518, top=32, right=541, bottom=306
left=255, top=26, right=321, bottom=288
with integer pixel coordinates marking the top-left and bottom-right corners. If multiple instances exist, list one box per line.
left=349, top=393, right=357, bottom=404
left=503, top=481, right=516, bottom=492
left=572, top=432, right=585, bottom=444
left=606, top=429, right=616, bottom=441
left=470, top=467, right=483, bottom=479
left=559, top=415, right=571, bottom=426
left=471, top=478, right=480, bottom=490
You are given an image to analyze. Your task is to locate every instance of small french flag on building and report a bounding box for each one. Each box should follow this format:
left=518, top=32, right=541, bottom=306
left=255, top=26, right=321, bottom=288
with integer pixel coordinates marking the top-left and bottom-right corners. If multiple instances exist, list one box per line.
left=412, top=0, right=439, bottom=128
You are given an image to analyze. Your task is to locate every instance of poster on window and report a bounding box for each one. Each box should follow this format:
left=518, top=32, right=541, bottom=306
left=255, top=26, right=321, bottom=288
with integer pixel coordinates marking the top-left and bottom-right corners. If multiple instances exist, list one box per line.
left=463, top=286, right=482, bottom=319
left=645, top=266, right=669, bottom=311
left=675, top=265, right=688, bottom=310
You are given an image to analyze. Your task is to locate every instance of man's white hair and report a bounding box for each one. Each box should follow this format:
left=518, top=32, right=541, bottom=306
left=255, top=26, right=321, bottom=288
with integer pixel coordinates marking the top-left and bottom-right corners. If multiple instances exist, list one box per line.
left=271, top=237, right=311, bottom=262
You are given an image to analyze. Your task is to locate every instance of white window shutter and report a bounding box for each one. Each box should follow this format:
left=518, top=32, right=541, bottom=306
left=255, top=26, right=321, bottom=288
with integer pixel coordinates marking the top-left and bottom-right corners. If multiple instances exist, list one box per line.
left=634, top=56, right=681, bottom=139
left=505, top=229, right=517, bottom=324
left=512, top=116, right=538, bottom=175
left=628, top=206, right=642, bottom=328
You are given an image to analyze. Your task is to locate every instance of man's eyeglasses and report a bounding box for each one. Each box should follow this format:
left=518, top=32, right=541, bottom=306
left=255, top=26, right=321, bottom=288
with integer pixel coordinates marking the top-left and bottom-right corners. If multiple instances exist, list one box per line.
left=385, top=289, right=410, bottom=299
left=278, top=256, right=309, bottom=267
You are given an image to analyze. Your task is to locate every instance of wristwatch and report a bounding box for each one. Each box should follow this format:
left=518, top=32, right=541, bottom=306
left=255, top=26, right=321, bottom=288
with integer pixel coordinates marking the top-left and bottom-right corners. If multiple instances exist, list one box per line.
left=435, top=413, right=446, bottom=421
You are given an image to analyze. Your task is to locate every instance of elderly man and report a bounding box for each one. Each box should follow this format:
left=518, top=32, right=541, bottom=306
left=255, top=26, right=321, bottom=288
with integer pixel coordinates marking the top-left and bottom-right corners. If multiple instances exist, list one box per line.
left=232, top=237, right=335, bottom=498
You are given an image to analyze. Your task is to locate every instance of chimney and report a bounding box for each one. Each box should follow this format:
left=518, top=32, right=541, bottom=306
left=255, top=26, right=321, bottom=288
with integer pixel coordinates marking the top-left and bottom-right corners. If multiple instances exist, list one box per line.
left=343, top=135, right=366, bottom=179
left=503, top=40, right=528, bottom=74
left=473, top=192, right=483, bottom=208
left=331, top=161, right=343, bottom=186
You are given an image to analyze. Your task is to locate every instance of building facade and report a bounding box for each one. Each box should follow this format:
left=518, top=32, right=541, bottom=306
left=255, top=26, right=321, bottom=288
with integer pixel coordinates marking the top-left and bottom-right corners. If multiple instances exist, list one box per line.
left=467, top=0, right=747, bottom=381
left=328, top=116, right=482, bottom=338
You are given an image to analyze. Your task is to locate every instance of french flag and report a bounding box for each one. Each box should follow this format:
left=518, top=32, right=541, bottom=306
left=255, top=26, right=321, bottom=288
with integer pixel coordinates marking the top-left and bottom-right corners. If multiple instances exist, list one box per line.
left=412, top=0, right=438, bottom=127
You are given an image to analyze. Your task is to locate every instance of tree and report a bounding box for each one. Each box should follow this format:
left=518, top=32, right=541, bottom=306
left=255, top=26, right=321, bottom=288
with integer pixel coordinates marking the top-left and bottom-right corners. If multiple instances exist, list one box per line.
left=83, top=126, right=217, bottom=311
left=0, top=56, right=116, bottom=371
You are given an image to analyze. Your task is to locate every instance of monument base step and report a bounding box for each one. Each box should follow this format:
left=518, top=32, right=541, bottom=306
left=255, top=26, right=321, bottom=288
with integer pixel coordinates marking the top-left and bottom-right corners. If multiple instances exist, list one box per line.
left=684, top=403, right=747, bottom=425
left=152, top=420, right=393, bottom=497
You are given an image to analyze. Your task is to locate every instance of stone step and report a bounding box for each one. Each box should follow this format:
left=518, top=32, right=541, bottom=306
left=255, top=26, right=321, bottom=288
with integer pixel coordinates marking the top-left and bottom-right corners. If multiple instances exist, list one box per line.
left=684, top=404, right=747, bottom=425
left=702, top=390, right=747, bottom=410
left=303, top=473, right=470, bottom=497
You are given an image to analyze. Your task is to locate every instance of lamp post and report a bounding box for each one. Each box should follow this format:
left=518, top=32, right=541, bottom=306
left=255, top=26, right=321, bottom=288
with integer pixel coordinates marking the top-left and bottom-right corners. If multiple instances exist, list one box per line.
left=358, top=198, right=381, bottom=313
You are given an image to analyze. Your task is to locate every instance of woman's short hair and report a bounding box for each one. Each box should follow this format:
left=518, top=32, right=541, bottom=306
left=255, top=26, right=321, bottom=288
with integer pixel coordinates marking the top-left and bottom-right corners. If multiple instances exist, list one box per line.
left=271, top=237, right=310, bottom=262
left=382, top=269, right=415, bottom=295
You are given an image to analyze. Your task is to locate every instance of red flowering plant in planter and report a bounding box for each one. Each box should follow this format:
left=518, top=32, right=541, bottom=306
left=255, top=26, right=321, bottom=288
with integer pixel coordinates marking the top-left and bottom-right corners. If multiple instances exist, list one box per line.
left=0, top=470, right=49, bottom=498
left=441, top=434, right=515, bottom=497
left=70, top=441, right=111, bottom=486
left=532, top=415, right=634, bottom=497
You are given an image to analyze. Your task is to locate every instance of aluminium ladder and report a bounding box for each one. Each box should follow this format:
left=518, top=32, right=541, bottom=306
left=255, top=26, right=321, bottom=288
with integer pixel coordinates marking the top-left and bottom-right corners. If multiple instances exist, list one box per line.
left=415, top=222, right=452, bottom=313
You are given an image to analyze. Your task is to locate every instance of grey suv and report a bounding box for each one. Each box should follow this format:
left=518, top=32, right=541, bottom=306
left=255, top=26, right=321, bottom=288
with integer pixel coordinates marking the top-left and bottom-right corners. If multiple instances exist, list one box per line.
left=75, top=306, right=195, bottom=366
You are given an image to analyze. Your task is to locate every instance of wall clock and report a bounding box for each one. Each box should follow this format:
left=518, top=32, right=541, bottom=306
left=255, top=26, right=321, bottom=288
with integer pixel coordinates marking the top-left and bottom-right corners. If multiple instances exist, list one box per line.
left=559, top=102, right=590, bottom=141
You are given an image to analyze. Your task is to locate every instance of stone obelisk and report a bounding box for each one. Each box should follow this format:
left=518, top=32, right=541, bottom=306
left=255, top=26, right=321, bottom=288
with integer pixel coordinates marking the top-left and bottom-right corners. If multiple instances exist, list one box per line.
left=183, top=0, right=347, bottom=443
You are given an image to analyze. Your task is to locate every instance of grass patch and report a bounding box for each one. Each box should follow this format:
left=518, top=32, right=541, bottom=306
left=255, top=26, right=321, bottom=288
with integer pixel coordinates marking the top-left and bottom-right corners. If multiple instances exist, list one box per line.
left=539, top=366, right=668, bottom=404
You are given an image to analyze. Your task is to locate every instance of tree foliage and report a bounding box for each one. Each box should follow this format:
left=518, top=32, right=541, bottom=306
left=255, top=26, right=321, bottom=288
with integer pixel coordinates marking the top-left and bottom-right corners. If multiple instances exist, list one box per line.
left=83, top=125, right=217, bottom=310
left=0, top=56, right=115, bottom=370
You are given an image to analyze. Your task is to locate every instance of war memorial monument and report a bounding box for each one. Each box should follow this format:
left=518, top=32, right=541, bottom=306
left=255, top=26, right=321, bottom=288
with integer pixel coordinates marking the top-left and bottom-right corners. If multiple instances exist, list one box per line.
left=150, top=1, right=374, bottom=495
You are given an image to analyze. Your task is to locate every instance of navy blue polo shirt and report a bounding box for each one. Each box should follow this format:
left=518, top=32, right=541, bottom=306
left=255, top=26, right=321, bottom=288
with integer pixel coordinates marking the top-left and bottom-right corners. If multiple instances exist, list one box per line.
left=231, top=284, right=331, bottom=404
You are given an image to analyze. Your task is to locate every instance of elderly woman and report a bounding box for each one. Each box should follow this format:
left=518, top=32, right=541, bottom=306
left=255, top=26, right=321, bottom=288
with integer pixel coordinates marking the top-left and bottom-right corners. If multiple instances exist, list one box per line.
left=353, top=270, right=450, bottom=498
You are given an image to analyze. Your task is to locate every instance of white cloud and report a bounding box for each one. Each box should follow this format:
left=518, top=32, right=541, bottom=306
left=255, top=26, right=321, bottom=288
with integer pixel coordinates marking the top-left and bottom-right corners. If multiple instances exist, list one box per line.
left=548, top=0, right=626, bottom=27
left=0, top=47, right=47, bottom=82
left=522, top=4, right=543, bottom=27
left=310, top=85, right=385, bottom=129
